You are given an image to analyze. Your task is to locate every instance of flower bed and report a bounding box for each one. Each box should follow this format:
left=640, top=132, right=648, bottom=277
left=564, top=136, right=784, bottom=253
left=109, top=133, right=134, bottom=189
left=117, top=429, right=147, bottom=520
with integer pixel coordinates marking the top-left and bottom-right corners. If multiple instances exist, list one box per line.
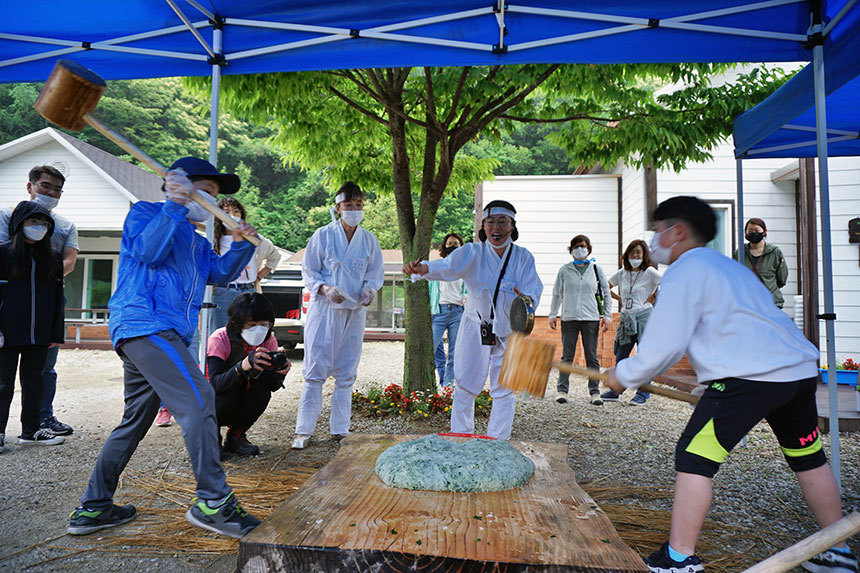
left=352, top=383, right=492, bottom=419
left=819, top=369, right=859, bottom=387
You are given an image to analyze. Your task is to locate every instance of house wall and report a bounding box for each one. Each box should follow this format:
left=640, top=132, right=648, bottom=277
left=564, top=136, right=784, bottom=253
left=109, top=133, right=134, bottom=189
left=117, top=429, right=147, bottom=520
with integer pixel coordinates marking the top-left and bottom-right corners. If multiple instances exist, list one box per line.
left=618, top=162, right=647, bottom=249
left=0, top=141, right=131, bottom=231
left=481, top=175, right=621, bottom=316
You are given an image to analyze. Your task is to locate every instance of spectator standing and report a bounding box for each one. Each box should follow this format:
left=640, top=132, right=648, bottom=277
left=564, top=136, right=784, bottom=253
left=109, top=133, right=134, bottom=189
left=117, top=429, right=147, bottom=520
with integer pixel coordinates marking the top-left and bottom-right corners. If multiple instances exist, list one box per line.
left=548, top=235, right=611, bottom=406
left=0, top=201, right=66, bottom=450
left=429, top=233, right=467, bottom=387
left=207, top=293, right=290, bottom=457
left=741, top=217, right=788, bottom=308
left=0, top=165, right=78, bottom=436
left=601, top=240, right=661, bottom=406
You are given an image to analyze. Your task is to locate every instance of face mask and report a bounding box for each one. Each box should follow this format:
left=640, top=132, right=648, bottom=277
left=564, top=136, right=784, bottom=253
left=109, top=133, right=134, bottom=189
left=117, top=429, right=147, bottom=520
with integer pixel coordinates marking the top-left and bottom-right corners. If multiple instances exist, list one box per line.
left=649, top=225, right=678, bottom=265
left=241, top=325, right=269, bottom=346
left=340, top=209, right=364, bottom=227
left=32, top=193, right=59, bottom=211
left=185, top=202, right=210, bottom=222
left=746, top=232, right=764, bottom=244
left=229, top=215, right=242, bottom=224
left=572, top=247, right=589, bottom=260
left=442, top=244, right=459, bottom=256
left=629, top=258, right=643, bottom=268
left=23, top=225, right=48, bottom=242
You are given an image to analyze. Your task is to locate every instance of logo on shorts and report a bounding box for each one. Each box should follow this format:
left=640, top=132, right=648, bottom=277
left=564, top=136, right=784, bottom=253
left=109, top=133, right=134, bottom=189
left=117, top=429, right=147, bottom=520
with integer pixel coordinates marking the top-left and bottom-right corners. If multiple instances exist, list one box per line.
left=799, top=427, right=819, bottom=447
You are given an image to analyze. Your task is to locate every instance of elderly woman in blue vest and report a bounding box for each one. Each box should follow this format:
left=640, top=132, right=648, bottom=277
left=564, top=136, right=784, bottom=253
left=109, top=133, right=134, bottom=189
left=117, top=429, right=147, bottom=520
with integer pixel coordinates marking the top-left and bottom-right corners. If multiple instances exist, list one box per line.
left=428, top=232, right=467, bottom=387
left=548, top=234, right=612, bottom=406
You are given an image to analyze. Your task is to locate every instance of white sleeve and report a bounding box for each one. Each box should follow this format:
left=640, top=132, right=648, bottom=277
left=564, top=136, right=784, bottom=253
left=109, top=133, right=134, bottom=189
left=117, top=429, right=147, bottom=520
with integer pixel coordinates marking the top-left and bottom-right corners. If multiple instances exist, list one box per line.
left=363, top=236, right=385, bottom=291
left=549, top=269, right=563, bottom=318
left=614, top=266, right=702, bottom=388
left=301, top=230, right=326, bottom=297
left=516, top=249, right=543, bottom=304
left=424, top=244, right=474, bottom=282
left=609, top=268, right=621, bottom=287
left=597, top=265, right=612, bottom=320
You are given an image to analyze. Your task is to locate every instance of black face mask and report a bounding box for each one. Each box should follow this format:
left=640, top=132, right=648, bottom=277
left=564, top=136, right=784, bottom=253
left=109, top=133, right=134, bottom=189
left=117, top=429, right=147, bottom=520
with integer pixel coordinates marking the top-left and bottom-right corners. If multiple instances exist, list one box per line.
left=746, top=232, right=765, bottom=244
left=441, top=244, right=459, bottom=257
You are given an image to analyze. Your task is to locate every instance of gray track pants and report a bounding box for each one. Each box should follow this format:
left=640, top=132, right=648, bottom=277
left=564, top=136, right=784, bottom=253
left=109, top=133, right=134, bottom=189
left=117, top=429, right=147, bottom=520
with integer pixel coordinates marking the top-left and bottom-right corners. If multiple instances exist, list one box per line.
left=80, top=330, right=230, bottom=509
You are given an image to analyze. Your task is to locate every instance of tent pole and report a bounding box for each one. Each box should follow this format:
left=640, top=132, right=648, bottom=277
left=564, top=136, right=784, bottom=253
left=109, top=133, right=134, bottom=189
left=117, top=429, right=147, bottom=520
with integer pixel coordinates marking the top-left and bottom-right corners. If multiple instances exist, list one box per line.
left=736, top=159, right=744, bottom=265
left=812, top=37, right=840, bottom=491
left=198, top=26, right=223, bottom=369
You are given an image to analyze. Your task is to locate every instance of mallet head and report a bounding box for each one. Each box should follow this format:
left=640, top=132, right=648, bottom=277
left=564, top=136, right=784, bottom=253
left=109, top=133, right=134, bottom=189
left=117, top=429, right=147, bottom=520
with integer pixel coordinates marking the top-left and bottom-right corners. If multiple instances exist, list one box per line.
left=34, top=59, right=106, bottom=131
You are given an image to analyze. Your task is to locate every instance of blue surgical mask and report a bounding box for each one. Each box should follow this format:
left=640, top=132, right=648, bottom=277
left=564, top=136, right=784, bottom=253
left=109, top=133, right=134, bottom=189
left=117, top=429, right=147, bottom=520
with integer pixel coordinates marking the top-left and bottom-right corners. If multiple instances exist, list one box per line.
left=32, top=193, right=59, bottom=212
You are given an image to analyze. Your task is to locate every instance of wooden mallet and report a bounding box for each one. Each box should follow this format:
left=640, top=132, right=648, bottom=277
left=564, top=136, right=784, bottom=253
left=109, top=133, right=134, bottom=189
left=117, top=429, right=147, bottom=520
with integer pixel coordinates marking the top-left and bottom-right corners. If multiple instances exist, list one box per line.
left=33, top=59, right=259, bottom=246
left=499, top=332, right=699, bottom=404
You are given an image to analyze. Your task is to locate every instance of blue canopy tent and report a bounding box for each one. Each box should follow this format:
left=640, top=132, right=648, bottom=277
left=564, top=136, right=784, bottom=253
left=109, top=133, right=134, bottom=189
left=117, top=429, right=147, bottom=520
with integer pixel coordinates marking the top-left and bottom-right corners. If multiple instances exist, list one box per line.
left=734, top=3, right=859, bottom=489
left=1, top=1, right=856, bottom=483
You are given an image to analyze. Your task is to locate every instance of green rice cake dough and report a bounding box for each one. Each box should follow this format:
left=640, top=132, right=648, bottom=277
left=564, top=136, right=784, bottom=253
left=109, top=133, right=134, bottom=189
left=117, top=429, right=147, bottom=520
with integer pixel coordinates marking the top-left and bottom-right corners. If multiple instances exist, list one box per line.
left=375, top=434, right=535, bottom=492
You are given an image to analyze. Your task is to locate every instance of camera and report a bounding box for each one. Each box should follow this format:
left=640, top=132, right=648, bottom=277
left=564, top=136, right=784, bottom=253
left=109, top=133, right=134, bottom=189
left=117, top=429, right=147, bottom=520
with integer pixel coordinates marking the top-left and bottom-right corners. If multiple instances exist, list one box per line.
left=480, top=320, right=496, bottom=346
left=266, top=351, right=290, bottom=371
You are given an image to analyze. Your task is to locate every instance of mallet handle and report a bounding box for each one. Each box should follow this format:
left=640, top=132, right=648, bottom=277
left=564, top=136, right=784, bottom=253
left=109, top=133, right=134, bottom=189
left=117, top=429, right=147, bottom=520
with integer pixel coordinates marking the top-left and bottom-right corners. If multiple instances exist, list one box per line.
left=83, top=113, right=261, bottom=247
left=743, top=512, right=860, bottom=573
left=552, top=362, right=699, bottom=405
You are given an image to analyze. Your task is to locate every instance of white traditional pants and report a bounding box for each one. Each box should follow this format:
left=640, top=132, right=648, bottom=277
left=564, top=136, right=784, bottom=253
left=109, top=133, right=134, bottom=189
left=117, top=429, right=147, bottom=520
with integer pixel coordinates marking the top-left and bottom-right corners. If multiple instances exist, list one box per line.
left=451, top=318, right=516, bottom=440
left=296, top=302, right=366, bottom=436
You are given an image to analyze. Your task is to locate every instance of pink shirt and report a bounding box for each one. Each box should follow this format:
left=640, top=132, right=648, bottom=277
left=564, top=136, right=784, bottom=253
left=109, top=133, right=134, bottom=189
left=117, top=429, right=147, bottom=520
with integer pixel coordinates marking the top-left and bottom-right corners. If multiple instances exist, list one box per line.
left=207, top=327, right=278, bottom=361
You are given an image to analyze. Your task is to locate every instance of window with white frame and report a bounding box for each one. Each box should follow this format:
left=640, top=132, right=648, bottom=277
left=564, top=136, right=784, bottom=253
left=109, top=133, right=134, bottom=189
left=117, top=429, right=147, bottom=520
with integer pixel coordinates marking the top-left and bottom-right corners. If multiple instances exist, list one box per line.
left=64, top=255, right=118, bottom=319
left=705, top=201, right=735, bottom=257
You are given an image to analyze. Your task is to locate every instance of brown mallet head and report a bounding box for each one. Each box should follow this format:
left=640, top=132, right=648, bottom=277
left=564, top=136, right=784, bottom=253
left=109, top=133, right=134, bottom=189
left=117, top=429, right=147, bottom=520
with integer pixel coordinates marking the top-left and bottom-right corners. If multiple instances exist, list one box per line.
left=34, top=59, right=106, bottom=131
left=498, top=332, right=556, bottom=397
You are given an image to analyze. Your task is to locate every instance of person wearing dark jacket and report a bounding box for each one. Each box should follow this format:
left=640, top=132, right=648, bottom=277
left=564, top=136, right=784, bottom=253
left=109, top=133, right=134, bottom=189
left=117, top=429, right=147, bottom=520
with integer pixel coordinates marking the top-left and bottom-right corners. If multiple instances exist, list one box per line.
left=740, top=217, right=788, bottom=308
left=0, top=201, right=65, bottom=451
left=206, top=293, right=290, bottom=457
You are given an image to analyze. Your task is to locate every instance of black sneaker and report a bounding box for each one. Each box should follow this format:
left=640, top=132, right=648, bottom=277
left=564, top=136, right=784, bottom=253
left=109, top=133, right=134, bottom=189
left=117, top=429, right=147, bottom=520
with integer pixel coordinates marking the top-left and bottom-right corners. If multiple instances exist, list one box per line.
left=803, top=549, right=859, bottom=573
left=185, top=493, right=261, bottom=539
left=600, top=390, right=621, bottom=402
left=19, top=428, right=64, bottom=446
left=644, top=542, right=704, bottom=573
left=0, top=433, right=5, bottom=453
left=224, top=430, right=260, bottom=456
left=68, top=503, right=137, bottom=535
left=41, top=416, right=74, bottom=436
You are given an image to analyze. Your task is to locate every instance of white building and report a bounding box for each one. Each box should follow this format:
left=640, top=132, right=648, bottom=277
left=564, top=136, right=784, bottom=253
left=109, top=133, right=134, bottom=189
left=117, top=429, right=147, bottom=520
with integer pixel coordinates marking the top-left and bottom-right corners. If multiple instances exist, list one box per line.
left=480, top=141, right=860, bottom=364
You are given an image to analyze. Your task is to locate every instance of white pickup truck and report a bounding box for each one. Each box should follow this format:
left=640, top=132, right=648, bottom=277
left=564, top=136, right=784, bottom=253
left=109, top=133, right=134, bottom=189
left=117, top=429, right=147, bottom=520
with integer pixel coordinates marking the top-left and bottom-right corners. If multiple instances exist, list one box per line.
left=259, top=267, right=307, bottom=350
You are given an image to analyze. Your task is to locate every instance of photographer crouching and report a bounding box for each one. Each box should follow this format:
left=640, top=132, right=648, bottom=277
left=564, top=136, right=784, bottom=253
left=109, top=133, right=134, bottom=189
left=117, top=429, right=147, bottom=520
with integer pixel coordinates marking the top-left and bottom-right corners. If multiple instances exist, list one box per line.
left=207, top=293, right=291, bottom=457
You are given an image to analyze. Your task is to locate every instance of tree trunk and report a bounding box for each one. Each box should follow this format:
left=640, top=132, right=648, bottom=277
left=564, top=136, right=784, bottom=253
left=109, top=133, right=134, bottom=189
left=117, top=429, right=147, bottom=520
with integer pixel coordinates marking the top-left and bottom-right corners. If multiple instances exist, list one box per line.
left=402, top=279, right=437, bottom=393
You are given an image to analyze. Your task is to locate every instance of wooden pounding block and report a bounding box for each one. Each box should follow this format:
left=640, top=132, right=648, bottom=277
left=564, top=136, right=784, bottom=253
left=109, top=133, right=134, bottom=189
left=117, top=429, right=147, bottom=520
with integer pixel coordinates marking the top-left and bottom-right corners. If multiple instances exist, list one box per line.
left=239, top=434, right=648, bottom=572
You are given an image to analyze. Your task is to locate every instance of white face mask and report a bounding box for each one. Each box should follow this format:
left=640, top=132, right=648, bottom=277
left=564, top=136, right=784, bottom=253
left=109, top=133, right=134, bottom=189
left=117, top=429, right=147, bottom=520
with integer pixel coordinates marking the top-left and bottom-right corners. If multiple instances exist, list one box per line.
left=185, top=190, right=218, bottom=222
left=572, top=247, right=589, bottom=260
left=229, top=215, right=242, bottom=224
left=340, top=209, right=364, bottom=227
left=649, top=225, right=678, bottom=265
left=241, top=325, right=269, bottom=346
left=629, top=258, right=643, bottom=268
left=32, top=193, right=59, bottom=212
left=23, top=224, right=48, bottom=242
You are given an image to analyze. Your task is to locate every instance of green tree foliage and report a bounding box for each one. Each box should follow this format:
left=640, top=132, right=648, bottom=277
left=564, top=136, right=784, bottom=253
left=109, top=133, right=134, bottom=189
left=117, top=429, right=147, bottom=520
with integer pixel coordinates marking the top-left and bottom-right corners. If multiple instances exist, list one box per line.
left=205, top=63, right=786, bottom=392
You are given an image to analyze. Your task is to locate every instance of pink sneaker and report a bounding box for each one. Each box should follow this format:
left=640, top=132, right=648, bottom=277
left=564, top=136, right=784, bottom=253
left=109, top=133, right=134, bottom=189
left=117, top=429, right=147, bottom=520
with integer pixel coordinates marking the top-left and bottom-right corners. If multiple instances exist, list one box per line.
left=155, top=406, right=172, bottom=427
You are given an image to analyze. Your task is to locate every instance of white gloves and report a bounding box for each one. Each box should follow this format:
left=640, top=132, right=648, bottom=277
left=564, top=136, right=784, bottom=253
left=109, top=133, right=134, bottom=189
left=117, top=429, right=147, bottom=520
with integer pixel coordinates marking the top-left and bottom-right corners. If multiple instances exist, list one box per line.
left=359, top=286, right=375, bottom=306
left=322, top=285, right=346, bottom=304
left=164, top=169, right=193, bottom=205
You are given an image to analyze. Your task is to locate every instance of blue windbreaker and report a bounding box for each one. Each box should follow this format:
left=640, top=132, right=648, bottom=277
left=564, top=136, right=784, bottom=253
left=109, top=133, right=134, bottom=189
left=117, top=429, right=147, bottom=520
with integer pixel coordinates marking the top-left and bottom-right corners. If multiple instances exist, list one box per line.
left=108, top=200, right=255, bottom=347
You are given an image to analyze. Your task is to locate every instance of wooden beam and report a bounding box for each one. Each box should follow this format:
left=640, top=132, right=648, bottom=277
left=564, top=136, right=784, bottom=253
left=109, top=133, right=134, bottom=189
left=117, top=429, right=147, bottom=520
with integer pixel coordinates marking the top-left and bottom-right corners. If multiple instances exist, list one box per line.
left=645, top=163, right=657, bottom=225
left=617, top=176, right=623, bottom=265
left=798, top=158, right=820, bottom=349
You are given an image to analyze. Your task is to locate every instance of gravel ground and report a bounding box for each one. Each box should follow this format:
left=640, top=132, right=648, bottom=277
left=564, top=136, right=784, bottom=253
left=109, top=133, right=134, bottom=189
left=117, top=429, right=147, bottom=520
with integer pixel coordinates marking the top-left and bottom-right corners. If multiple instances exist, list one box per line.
left=0, top=342, right=857, bottom=572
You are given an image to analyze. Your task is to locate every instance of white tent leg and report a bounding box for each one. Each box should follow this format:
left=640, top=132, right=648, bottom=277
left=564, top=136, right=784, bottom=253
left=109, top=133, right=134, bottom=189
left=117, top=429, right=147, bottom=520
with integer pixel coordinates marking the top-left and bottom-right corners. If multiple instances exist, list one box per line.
left=813, top=40, right=840, bottom=491
left=198, top=26, right=223, bottom=370
left=736, top=158, right=747, bottom=449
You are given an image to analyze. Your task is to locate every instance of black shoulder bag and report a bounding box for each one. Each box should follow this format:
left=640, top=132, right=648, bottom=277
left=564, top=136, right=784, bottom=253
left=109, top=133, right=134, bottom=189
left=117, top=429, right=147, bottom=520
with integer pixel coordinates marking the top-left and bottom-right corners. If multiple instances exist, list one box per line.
left=593, top=264, right=605, bottom=316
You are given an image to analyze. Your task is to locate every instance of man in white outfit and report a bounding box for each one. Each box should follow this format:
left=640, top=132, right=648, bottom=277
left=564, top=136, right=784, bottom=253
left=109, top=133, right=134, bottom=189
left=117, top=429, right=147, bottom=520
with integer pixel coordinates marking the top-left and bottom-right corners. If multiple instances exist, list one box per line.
left=292, top=182, right=384, bottom=449
left=404, top=200, right=543, bottom=440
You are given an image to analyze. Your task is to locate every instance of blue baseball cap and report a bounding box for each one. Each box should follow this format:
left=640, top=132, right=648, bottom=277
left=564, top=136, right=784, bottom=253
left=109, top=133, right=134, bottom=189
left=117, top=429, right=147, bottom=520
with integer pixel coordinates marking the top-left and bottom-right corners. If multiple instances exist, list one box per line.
left=169, top=157, right=240, bottom=195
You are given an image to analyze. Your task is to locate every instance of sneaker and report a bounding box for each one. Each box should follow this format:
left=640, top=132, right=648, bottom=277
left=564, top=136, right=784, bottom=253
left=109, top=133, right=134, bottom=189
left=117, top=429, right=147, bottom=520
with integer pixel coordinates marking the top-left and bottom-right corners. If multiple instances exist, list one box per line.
left=331, top=433, right=349, bottom=441
left=803, top=549, right=859, bottom=573
left=630, top=394, right=648, bottom=406
left=590, top=394, right=603, bottom=406
left=68, top=503, right=137, bottom=535
left=19, top=428, right=64, bottom=446
left=224, top=429, right=260, bottom=456
left=644, top=542, right=704, bottom=573
left=40, top=416, right=73, bottom=436
left=185, top=493, right=261, bottom=539
left=555, top=392, right=568, bottom=404
left=291, top=434, right=311, bottom=449
left=155, top=406, right=172, bottom=427
left=600, top=390, right=620, bottom=402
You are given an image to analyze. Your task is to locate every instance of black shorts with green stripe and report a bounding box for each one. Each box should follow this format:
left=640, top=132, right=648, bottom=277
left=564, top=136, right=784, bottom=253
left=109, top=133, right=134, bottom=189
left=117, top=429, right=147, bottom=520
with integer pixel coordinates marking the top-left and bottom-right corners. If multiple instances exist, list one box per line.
left=675, top=376, right=826, bottom=478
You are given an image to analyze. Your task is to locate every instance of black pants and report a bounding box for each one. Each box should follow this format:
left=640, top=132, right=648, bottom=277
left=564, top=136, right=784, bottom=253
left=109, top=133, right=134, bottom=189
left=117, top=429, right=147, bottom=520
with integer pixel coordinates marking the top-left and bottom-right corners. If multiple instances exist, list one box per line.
left=0, top=345, right=49, bottom=437
left=557, top=320, right=600, bottom=395
left=216, top=379, right=272, bottom=433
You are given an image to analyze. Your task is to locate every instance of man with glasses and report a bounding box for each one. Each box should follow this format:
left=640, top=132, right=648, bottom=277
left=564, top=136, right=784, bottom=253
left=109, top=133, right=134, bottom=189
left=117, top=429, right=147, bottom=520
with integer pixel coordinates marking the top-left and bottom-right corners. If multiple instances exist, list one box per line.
left=404, top=200, right=543, bottom=440
left=0, top=165, right=78, bottom=436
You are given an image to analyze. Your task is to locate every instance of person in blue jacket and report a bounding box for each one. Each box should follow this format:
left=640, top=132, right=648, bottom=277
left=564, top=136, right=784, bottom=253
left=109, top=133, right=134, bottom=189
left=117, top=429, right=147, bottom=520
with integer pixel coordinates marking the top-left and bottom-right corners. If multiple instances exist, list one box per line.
left=69, top=157, right=262, bottom=540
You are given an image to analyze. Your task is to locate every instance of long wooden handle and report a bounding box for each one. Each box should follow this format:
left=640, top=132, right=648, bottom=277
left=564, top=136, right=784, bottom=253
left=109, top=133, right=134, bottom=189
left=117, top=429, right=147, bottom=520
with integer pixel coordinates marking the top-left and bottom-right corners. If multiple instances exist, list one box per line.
left=83, top=113, right=261, bottom=247
left=552, top=362, right=699, bottom=405
left=743, top=512, right=860, bottom=573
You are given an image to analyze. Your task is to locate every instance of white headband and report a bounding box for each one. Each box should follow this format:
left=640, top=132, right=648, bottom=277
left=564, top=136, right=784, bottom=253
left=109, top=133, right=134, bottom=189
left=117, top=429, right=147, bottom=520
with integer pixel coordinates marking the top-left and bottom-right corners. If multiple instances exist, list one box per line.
left=483, top=206, right=515, bottom=220
left=335, top=192, right=347, bottom=204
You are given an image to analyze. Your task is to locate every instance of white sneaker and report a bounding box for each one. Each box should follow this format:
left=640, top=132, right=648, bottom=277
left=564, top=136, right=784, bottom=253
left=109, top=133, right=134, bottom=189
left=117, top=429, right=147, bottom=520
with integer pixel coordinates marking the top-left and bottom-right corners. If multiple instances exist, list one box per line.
left=555, top=392, right=568, bottom=404
left=19, top=428, right=64, bottom=446
left=291, top=434, right=311, bottom=449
